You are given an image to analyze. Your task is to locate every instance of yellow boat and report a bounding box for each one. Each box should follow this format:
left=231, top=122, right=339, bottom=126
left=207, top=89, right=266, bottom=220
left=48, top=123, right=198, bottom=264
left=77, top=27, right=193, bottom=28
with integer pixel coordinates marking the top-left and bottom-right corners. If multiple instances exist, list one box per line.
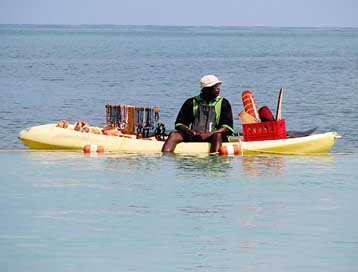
left=19, top=124, right=338, bottom=155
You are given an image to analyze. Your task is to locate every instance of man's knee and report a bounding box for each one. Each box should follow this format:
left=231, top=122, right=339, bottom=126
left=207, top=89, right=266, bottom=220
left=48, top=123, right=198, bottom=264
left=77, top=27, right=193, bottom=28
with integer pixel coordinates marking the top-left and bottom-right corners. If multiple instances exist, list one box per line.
left=211, top=132, right=223, bottom=142
left=168, top=131, right=184, bottom=143
left=161, top=131, right=184, bottom=152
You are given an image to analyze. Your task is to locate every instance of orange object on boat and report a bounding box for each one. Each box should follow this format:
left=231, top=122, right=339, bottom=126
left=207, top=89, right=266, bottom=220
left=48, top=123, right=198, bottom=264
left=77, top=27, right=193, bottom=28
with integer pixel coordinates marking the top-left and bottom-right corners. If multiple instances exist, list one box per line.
left=241, top=90, right=261, bottom=121
left=219, top=144, right=241, bottom=156
left=83, top=144, right=104, bottom=153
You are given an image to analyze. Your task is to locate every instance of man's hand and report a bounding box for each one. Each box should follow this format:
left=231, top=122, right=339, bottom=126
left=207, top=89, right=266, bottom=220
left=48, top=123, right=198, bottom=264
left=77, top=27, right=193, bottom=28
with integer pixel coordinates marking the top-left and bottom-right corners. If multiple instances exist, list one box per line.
left=186, top=129, right=200, bottom=137
left=196, top=132, right=213, bottom=141
left=178, top=125, right=199, bottom=137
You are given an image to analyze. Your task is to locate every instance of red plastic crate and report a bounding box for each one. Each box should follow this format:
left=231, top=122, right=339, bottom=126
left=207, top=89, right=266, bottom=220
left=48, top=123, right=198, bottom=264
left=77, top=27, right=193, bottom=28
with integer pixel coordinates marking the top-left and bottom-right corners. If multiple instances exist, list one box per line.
left=242, top=119, right=287, bottom=141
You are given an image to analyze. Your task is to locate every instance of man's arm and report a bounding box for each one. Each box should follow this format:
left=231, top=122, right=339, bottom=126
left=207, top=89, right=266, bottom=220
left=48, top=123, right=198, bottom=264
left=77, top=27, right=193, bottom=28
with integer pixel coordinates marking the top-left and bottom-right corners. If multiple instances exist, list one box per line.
left=174, top=98, right=197, bottom=136
left=218, top=98, right=234, bottom=134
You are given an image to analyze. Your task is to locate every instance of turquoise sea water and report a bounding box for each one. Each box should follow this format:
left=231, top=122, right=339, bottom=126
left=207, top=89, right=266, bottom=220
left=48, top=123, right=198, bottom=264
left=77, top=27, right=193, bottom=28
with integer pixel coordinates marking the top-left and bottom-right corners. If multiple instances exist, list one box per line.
left=1, top=151, right=358, bottom=272
left=1, top=25, right=358, bottom=271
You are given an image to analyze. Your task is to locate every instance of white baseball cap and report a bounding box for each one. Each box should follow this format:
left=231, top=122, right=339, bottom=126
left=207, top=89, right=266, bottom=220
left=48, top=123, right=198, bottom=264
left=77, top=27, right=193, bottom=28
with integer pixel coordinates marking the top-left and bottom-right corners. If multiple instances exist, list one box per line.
left=200, top=75, right=222, bottom=89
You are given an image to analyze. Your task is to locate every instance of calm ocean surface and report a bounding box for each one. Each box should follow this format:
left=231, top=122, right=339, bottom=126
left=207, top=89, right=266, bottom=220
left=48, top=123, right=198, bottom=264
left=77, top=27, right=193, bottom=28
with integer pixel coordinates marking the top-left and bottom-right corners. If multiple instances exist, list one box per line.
left=1, top=25, right=358, bottom=271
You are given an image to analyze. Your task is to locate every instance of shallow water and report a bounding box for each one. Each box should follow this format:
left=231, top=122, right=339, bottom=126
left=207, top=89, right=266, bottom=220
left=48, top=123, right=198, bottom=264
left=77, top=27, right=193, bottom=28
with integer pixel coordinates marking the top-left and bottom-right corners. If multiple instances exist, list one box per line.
left=1, top=25, right=358, bottom=271
left=1, top=151, right=357, bottom=272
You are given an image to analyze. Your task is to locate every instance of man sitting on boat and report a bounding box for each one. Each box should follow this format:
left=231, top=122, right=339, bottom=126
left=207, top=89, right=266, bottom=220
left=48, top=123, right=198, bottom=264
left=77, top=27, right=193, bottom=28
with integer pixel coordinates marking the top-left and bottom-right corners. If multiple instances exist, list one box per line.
left=162, top=75, right=235, bottom=154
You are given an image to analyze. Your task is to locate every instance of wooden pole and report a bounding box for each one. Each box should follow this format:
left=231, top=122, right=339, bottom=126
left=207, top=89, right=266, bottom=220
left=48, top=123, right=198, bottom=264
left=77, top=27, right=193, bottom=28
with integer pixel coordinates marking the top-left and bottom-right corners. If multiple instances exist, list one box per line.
left=275, top=88, right=284, bottom=120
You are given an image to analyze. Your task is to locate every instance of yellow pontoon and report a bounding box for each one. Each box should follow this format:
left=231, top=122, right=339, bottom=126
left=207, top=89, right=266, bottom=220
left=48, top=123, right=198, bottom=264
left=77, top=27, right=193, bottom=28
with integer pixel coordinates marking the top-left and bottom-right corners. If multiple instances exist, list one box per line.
left=19, top=124, right=338, bottom=155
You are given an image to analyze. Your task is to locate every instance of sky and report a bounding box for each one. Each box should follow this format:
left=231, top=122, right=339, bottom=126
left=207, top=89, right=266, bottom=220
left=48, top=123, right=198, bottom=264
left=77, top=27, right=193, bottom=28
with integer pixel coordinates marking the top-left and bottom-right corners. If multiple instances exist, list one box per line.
left=0, top=0, right=357, bottom=27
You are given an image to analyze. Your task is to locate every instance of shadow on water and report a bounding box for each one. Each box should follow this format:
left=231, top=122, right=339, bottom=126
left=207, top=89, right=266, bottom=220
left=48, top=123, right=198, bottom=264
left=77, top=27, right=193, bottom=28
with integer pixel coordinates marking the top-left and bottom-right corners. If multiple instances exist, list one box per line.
left=170, top=154, right=236, bottom=177
left=170, top=153, right=338, bottom=179
left=6, top=150, right=340, bottom=179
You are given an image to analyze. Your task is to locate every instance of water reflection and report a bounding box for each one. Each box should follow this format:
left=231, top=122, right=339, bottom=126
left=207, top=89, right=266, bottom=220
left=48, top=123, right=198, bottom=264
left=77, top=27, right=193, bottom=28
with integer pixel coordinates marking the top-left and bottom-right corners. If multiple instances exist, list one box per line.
left=172, top=154, right=236, bottom=177
left=172, top=153, right=338, bottom=179
left=242, top=154, right=337, bottom=177
left=17, top=150, right=163, bottom=174
left=102, top=152, right=163, bottom=174
left=171, top=153, right=287, bottom=178
left=13, top=150, right=338, bottom=180
left=242, top=155, right=286, bottom=177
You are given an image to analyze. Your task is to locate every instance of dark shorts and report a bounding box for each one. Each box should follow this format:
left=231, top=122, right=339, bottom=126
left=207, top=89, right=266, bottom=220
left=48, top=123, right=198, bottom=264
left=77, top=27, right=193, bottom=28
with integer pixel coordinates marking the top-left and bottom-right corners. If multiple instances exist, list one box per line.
left=176, top=130, right=229, bottom=143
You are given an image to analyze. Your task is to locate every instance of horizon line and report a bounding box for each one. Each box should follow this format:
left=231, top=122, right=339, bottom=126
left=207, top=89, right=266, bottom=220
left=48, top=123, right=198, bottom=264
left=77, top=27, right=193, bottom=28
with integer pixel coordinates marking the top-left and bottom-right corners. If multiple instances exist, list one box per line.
left=0, top=23, right=357, bottom=29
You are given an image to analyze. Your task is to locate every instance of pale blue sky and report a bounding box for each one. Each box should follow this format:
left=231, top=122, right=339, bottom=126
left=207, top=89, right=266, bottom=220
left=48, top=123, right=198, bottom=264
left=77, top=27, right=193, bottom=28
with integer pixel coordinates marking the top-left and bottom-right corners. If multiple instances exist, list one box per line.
left=0, top=0, right=357, bottom=27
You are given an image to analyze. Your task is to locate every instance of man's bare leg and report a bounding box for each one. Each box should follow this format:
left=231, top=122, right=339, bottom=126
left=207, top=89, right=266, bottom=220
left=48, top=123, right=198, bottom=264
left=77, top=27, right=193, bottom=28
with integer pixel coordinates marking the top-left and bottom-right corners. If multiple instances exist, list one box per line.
left=161, top=132, right=184, bottom=152
left=209, top=133, right=223, bottom=154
